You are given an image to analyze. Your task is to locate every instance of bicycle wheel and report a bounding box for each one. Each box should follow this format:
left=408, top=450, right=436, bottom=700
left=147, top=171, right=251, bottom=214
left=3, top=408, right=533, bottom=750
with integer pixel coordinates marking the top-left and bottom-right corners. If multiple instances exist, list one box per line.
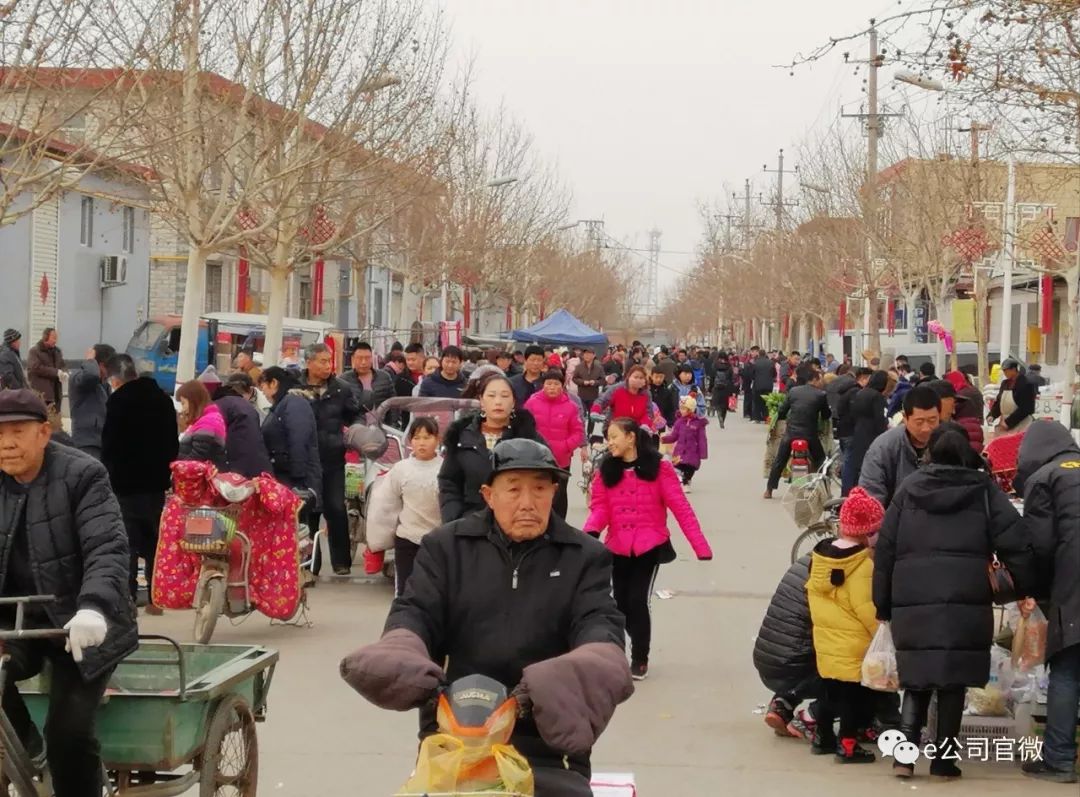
left=0, top=709, right=39, bottom=797
left=193, top=578, right=226, bottom=645
left=790, top=521, right=835, bottom=564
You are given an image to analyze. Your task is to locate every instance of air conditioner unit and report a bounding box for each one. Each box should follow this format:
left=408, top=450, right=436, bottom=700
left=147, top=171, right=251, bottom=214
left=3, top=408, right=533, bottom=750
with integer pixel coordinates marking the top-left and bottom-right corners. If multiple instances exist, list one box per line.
left=100, top=255, right=127, bottom=286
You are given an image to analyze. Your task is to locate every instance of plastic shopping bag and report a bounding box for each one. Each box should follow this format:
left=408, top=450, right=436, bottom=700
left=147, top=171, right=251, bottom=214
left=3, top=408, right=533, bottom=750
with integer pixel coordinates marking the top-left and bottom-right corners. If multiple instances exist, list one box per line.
left=1012, top=605, right=1048, bottom=672
left=399, top=735, right=535, bottom=795
left=861, top=623, right=899, bottom=692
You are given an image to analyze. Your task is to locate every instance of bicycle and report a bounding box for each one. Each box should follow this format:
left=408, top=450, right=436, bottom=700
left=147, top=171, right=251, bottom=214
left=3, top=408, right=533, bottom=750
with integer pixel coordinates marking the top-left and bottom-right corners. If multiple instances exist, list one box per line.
left=783, top=448, right=845, bottom=564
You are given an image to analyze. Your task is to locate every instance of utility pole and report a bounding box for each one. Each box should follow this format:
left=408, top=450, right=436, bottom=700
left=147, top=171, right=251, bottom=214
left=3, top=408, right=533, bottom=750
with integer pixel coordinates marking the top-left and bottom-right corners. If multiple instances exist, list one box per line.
left=762, top=149, right=799, bottom=232
left=742, top=179, right=753, bottom=249
left=960, top=119, right=991, bottom=381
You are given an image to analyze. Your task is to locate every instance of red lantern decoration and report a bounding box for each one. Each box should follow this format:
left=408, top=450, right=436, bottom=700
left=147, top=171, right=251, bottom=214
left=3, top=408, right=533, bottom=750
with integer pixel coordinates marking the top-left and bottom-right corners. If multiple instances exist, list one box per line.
left=313, top=259, right=325, bottom=316
left=886, top=298, right=896, bottom=337
left=236, top=254, right=249, bottom=312
left=781, top=314, right=790, bottom=342
left=505, top=304, right=513, bottom=330
left=463, top=286, right=472, bottom=330
left=838, top=300, right=847, bottom=335
left=1041, top=275, right=1053, bottom=334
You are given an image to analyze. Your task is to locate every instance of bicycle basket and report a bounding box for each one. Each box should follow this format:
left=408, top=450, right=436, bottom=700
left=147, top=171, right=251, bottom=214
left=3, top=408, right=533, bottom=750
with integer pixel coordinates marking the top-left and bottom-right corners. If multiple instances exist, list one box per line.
left=782, top=476, right=829, bottom=528
left=179, top=505, right=240, bottom=555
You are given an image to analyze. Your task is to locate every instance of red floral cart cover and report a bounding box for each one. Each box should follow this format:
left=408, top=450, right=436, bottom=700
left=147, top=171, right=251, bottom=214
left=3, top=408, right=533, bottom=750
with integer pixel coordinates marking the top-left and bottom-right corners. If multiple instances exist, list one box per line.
left=153, top=460, right=304, bottom=619
left=985, top=430, right=1026, bottom=495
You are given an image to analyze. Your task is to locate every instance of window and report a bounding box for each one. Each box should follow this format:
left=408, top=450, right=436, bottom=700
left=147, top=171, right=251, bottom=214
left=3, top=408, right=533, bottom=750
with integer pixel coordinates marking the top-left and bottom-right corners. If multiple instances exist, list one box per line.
left=372, top=286, right=385, bottom=328
left=79, top=196, right=94, bottom=245
left=121, top=206, right=136, bottom=253
left=204, top=263, right=223, bottom=313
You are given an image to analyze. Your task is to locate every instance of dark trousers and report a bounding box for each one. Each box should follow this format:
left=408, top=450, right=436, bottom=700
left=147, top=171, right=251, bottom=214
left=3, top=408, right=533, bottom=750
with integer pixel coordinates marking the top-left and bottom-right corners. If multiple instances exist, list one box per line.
left=767, top=433, right=825, bottom=491
left=553, top=478, right=569, bottom=519
left=1043, top=643, right=1080, bottom=771
left=752, top=389, right=771, bottom=422
left=743, top=387, right=753, bottom=418
left=900, top=686, right=965, bottom=770
left=310, top=459, right=350, bottom=572
left=533, top=766, right=592, bottom=796
left=393, top=536, right=421, bottom=598
left=816, top=679, right=876, bottom=740
left=675, top=463, right=698, bottom=485
left=2, top=640, right=112, bottom=797
left=612, top=547, right=661, bottom=665
left=118, top=491, right=165, bottom=603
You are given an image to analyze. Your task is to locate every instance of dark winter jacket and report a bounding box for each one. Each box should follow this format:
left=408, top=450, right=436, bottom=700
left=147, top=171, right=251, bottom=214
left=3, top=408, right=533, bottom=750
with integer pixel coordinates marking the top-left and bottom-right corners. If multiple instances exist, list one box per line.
left=711, top=362, right=735, bottom=400
left=750, top=355, right=776, bottom=393
left=0, top=442, right=138, bottom=681
left=847, top=385, right=888, bottom=473
left=753, top=556, right=816, bottom=692
left=1016, top=421, right=1080, bottom=661
left=873, top=465, right=1037, bottom=689
left=295, top=371, right=360, bottom=464
left=509, top=373, right=543, bottom=407
left=215, top=395, right=272, bottom=478
left=262, top=392, right=323, bottom=498
left=649, top=382, right=679, bottom=427
left=740, top=360, right=755, bottom=393
left=858, top=424, right=924, bottom=507
left=989, top=372, right=1037, bottom=430
left=341, top=368, right=395, bottom=414
left=27, top=341, right=64, bottom=405
left=438, top=410, right=546, bottom=522
left=384, top=508, right=627, bottom=778
left=418, top=369, right=467, bottom=398
left=177, top=404, right=228, bottom=469
left=825, top=374, right=859, bottom=438
left=101, top=376, right=178, bottom=496
left=886, top=378, right=913, bottom=417
left=775, top=384, right=830, bottom=439
left=572, top=360, right=606, bottom=403
left=0, top=345, right=26, bottom=390
left=67, top=360, right=109, bottom=451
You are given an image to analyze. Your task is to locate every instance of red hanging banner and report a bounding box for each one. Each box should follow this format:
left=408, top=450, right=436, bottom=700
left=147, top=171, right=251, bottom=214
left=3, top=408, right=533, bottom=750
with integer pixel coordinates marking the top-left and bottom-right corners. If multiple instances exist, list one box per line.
left=816, top=318, right=825, bottom=341
left=313, top=258, right=325, bottom=316
left=463, top=286, right=472, bottom=330
left=1040, top=275, right=1053, bottom=333
left=781, top=313, right=790, bottom=341
left=236, top=255, right=249, bottom=312
left=886, top=298, right=896, bottom=337
left=838, top=300, right=847, bottom=335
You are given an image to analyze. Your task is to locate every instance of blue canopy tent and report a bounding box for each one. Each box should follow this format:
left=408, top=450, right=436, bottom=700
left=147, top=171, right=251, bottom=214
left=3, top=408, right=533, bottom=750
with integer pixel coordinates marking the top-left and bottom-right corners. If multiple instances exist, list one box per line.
left=510, top=309, right=607, bottom=347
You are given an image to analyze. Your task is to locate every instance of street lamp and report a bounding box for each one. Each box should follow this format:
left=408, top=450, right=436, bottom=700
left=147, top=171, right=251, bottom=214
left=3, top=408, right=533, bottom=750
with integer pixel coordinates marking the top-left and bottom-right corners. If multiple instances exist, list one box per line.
left=440, top=176, right=520, bottom=323
left=894, top=70, right=945, bottom=92
left=358, top=74, right=402, bottom=93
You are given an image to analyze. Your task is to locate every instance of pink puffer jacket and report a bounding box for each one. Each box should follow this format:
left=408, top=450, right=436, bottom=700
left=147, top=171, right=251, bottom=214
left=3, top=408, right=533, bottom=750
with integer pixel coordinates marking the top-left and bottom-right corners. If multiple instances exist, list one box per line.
left=584, top=455, right=712, bottom=559
left=524, top=390, right=585, bottom=468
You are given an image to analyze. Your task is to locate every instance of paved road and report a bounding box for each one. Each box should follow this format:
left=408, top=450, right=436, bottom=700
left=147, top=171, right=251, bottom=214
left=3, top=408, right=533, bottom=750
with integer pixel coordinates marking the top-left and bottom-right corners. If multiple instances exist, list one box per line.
left=141, top=410, right=1065, bottom=796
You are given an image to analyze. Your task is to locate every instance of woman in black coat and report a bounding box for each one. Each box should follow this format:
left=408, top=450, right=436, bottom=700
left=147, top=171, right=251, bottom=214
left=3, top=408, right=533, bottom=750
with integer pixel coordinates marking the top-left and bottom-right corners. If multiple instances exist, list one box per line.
left=873, top=423, right=1037, bottom=779
left=840, top=370, right=889, bottom=495
left=256, top=366, right=322, bottom=501
left=214, top=374, right=272, bottom=478
left=438, top=372, right=547, bottom=522
left=710, top=353, right=735, bottom=428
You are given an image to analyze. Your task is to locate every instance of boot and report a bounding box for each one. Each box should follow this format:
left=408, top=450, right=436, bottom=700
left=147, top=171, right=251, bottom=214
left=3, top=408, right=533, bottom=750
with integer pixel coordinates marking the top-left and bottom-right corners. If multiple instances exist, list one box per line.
left=810, top=725, right=837, bottom=755
left=835, top=736, right=875, bottom=764
left=895, top=689, right=931, bottom=778
left=929, top=688, right=964, bottom=781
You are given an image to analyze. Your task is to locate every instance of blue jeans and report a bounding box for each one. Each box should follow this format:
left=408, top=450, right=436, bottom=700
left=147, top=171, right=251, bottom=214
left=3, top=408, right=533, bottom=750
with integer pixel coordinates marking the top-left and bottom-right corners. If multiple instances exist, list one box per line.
left=1044, top=643, right=1080, bottom=771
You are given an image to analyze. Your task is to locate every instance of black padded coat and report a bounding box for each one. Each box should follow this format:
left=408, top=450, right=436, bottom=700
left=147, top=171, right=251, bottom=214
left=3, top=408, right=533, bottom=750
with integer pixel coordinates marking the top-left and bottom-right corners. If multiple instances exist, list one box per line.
left=753, top=556, right=816, bottom=693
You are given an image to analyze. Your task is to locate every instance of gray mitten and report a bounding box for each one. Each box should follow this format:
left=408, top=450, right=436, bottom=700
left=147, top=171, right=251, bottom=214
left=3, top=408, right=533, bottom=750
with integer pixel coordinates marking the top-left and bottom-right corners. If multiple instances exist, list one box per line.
left=340, top=628, right=444, bottom=710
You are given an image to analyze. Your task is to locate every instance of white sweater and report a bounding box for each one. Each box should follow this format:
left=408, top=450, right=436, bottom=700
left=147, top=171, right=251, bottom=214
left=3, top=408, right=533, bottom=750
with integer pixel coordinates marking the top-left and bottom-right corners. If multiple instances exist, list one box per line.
left=365, top=455, right=443, bottom=550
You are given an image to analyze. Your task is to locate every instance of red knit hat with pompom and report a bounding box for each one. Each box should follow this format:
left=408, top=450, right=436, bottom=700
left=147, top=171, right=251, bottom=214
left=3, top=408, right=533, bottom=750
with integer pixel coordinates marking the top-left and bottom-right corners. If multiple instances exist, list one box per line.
left=839, top=487, right=884, bottom=538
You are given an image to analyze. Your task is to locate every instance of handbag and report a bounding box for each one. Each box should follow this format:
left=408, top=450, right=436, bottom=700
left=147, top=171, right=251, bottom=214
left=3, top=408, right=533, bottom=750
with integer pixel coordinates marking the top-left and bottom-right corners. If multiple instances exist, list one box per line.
left=983, top=489, right=1018, bottom=605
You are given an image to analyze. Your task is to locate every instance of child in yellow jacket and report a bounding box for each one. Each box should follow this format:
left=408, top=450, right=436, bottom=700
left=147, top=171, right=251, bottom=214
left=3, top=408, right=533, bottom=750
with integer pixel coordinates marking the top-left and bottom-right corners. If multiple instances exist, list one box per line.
left=806, top=487, right=884, bottom=763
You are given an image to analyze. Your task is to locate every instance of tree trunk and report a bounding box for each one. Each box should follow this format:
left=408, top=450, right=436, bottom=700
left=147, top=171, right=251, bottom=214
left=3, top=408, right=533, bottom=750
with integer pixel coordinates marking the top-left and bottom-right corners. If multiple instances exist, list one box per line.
left=354, top=261, right=368, bottom=331
left=798, top=314, right=809, bottom=355
left=1062, top=263, right=1079, bottom=428
left=867, top=294, right=882, bottom=357
left=175, top=246, right=206, bottom=387
left=264, top=267, right=290, bottom=368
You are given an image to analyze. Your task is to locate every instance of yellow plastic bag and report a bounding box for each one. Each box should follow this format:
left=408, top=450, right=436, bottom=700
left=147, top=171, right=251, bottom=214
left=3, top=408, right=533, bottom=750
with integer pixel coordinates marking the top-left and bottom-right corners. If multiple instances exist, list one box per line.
left=398, top=735, right=534, bottom=795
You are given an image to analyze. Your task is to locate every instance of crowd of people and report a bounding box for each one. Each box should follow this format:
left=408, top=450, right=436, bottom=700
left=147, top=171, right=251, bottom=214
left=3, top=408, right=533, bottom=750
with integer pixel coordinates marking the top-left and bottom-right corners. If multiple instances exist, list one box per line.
left=0, top=318, right=1075, bottom=794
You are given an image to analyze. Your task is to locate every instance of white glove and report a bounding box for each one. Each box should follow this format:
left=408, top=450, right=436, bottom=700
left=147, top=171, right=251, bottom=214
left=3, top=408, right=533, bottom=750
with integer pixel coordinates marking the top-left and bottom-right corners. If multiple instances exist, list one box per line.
left=63, top=609, right=107, bottom=662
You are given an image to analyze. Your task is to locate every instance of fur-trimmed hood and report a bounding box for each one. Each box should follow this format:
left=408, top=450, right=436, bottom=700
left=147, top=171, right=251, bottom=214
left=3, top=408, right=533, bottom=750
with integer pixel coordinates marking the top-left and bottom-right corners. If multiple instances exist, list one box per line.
left=599, top=445, right=661, bottom=488
left=444, top=408, right=539, bottom=452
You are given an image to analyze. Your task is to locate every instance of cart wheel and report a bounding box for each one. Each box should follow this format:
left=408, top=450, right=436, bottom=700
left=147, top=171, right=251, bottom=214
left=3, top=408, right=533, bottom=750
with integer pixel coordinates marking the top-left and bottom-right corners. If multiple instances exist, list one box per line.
left=790, top=521, right=834, bottom=565
left=194, top=578, right=225, bottom=645
left=198, top=694, right=258, bottom=797
left=348, top=497, right=366, bottom=564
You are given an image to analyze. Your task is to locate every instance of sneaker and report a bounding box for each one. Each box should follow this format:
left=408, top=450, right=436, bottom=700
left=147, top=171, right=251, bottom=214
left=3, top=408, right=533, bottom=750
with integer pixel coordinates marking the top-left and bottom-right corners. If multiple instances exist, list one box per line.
left=682, top=484, right=693, bottom=494
left=764, top=698, right=795, bottom=736
left=893, top=762, right=914, bottom=779
left=787, top=708, right=817, bottom=741
left=762, top=489, right=773, bottom=499
left=835, top=737, right=875, bottom=764
left=1022, top=761, right=1078, bottom=784
left=333, top=566, right=352, bottom=576
left=630, top=661, right=648, bottom=681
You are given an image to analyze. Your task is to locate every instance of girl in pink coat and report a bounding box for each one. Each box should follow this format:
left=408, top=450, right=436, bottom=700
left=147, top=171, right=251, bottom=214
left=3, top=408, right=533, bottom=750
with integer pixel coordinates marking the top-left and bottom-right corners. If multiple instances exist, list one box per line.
left=524, top=371, right=586, bottom=518
left=584, top=417, right=712, bottom=680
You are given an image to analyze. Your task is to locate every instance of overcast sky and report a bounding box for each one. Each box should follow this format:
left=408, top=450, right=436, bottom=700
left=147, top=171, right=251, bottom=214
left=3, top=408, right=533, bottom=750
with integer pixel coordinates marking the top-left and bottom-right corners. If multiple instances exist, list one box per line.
left=441, top=0, right=909, bottom=292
